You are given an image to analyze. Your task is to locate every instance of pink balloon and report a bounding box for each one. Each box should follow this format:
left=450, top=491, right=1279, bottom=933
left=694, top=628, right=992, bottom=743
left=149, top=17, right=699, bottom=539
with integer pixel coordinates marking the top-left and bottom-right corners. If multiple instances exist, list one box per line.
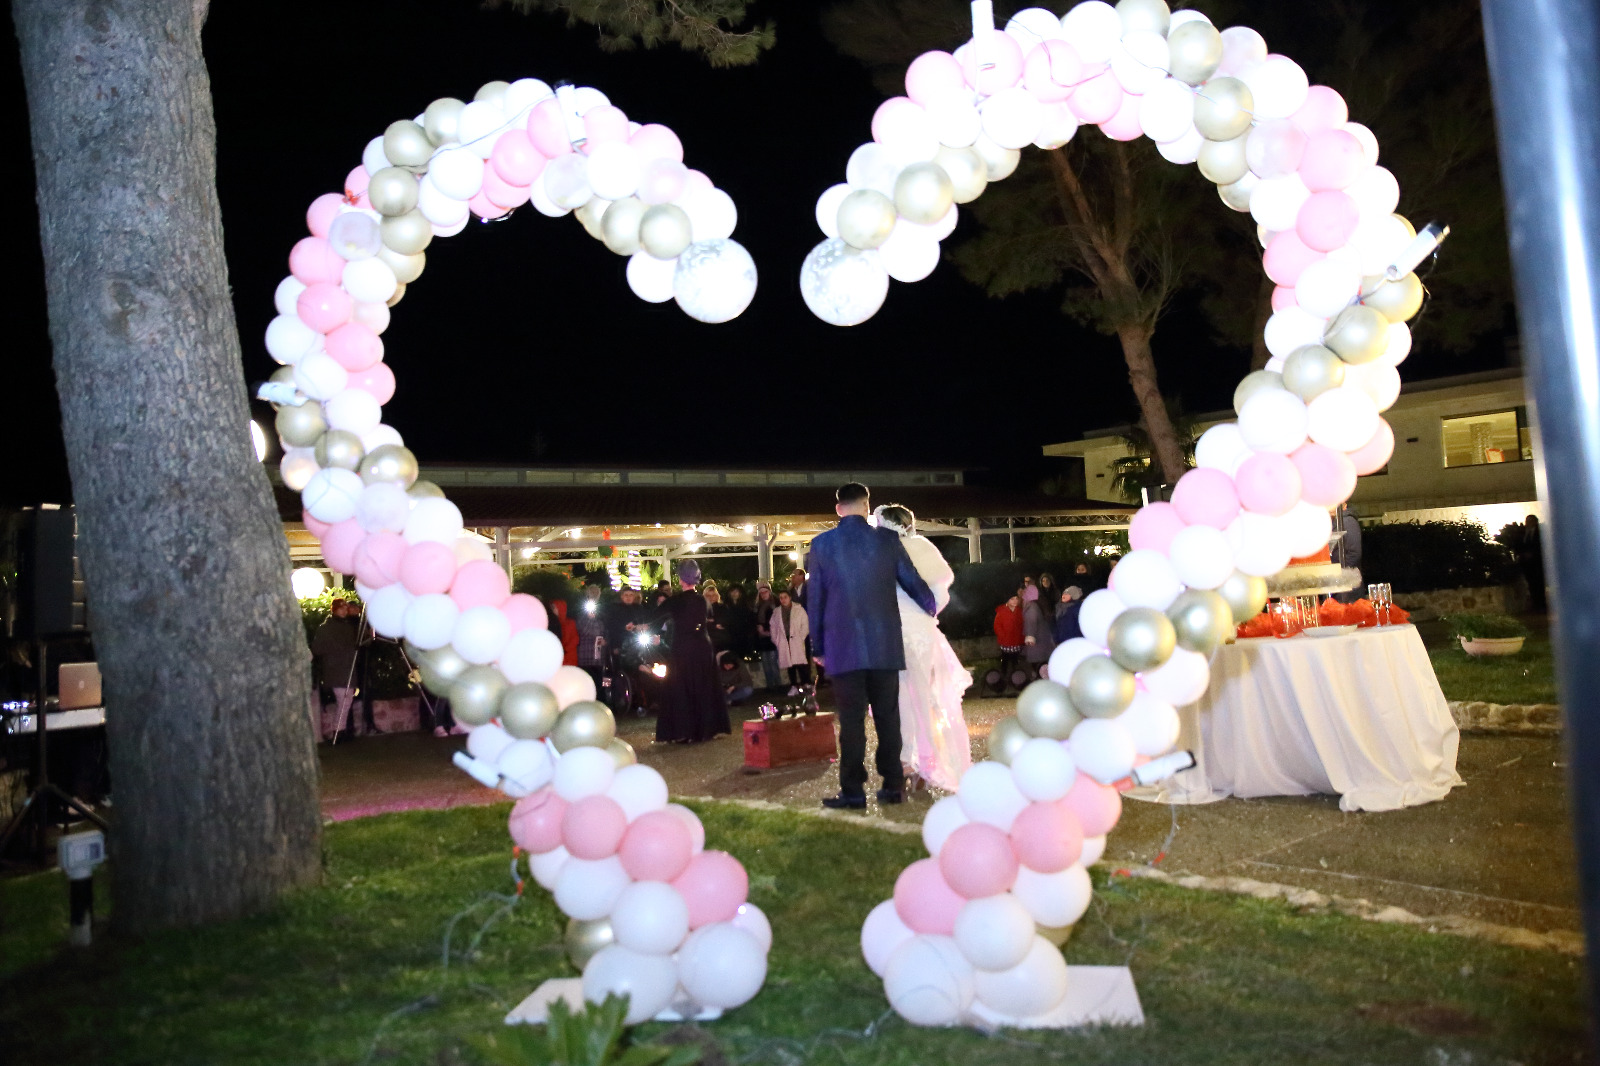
left=583, top=105, right=631, bottom=146
left=305, top=193, right=344, bottom=238
left=618, top=809, right=694, bottom=882
left=289, top=236, right=347, bottom=285
left=400, top=541, right=458, bottom=596
left=638, top=158, right=688, bottom=204
left=939, top=822, right=1020, bottom=899
left=1271, top=285, right=1298, bottom=312
left=871, top=97, right=924, bottom=146
left=1263, top=230, right=1324, bottom=287
left=562, top=795, right=629, bottom=860
left=1244, top=119, right=1307, bottom=180
left=451, top=559, right=512, bottom=610
left=481, top=167, right=531, bottom=210
left=296, top=282, right=352, bottom=333
left=319, top=519, right=366, bottom=575
left=302, top=509, right=332, bottom=538
left=325, top=322, right=383, bottom=371
left=1234, top=452, right=1304, bottom=516
left=502, top=593, right=549, bottom=633
left=905, top=50, right=966, bottom=106
left=344, top=166, right=370, bottom=201
left=1299, top=129, right=1366, bottom=191
left=1296, top=190, right=1359, bottom=253
left=1290, top=442, right=1359, bottom=507
left=1291, top=86, right=1349, bottom=136
left=1010, top=800, right=1085, bottom=874
left=628, top=123, right=684, bottom=163
left=1024, top=41, right=1083, bottom=103
left=892, top=857, right=965, bottom=935
left=509, top=787, right=569, bottom=854
left=672, top=850, right=749, bottom=929
left=1171, top=468, right=1242, bottom=529
left=348, top=362, right=396, bottom=405
left=1061, top=773, right=1122, bottom=837
left=664, top=804, right=706, bottom=854
left=1128, top=501, right=1187, bottom=554
left=468, top=191, right=506, bottom=219
left=956, top=32, right=1023, bottom=95
left=490, top=129, right=546, bottom=186
left=1067, top=69, right=1123, bottom=124
left=681, top=169, right=714, bottom=195
left=1347, top=418, right=1395, bottom=475
left=526, top=98, right=574, bottom=158
left=353, top=530, right=407, bottom=588
left=1099, top=91, right=1144, bottom=142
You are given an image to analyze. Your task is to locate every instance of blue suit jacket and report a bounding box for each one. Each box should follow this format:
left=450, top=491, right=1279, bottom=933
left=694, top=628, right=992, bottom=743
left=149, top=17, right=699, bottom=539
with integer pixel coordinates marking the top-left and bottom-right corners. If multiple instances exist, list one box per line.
left=808, top=515, right=937, bottom=674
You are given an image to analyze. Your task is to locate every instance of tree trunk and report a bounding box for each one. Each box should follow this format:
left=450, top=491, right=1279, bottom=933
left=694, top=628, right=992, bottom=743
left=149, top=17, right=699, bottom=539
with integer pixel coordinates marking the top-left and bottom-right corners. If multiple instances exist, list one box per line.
left=1250, top=273, right=1275, bottom=371
left=1116, top=323, right=1188, bottom=485
left=14, top=0, right=321, bottom=931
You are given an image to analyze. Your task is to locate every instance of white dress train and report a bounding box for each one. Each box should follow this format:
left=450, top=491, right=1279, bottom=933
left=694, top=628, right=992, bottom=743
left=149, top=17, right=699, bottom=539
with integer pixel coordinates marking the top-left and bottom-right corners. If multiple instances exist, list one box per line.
left=896, top=535, right=973, bottom=792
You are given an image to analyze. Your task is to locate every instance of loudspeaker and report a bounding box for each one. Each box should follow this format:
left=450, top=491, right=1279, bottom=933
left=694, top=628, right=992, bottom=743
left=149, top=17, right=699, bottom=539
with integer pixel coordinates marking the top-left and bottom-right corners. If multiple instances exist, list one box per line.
left=15, top=505, right=86, bottom=639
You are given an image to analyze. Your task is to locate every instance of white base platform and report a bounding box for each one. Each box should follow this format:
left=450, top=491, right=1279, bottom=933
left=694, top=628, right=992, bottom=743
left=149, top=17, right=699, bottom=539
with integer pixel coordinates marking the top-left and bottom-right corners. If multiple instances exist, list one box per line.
left=506, top=978, right=723, bottom=1026
left=967, top=966, right=1144, bottom=1029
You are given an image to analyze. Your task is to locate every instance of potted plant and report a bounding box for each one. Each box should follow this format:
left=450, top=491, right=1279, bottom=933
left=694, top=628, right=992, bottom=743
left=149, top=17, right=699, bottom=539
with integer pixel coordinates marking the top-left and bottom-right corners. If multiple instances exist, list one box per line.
left=1448, top=613, right=1529, bottom=657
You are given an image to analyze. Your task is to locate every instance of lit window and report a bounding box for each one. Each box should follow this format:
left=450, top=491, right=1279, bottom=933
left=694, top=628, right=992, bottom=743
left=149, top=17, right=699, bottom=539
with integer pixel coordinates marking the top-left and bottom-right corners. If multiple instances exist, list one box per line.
left=1440, top=407, right=1532, bottom=468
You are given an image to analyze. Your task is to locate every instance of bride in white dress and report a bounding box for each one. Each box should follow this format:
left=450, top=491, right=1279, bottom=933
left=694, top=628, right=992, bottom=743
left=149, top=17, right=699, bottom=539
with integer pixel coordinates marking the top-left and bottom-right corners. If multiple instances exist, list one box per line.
left=874, top=504, right=973, bottom=792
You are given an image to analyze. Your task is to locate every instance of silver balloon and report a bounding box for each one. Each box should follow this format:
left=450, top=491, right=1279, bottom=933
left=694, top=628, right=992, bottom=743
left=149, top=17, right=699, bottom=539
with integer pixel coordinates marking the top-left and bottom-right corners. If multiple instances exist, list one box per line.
left=576, top=197, right=612, bottom=241
left=1116, top=0, right=1170, bottom=35
left=314, top=430, right=365, bottom=471
left=601, top=198, right=647, bottom=256
left=414, top=643, right=470, bottom=695
left=1167, top=20, right=1223, bottom=85
left=408, top=479, right=446, bottom=500
left=1197, top=133, right=1251, bottom=186
left=276, top=403, right=327, bottom=448
left=893, top=163, right=954, bottom=225
left=1193, top=77, right=1254, bottom=141
left=1281, top=344, right=1347, bottom=401
left=475, top=80, right=511, bottom=107
left=1216, top=570, right=1269, bottom=626
left=377, top=246, right=426, bottom=284
left=800, top=238, right=889, bottom=327
left=1037, top=923, right=1076, bottom=947
left=837, top=189, right=897, bottom=250
left=368, top=167, right=420, bottom=217
left=972, top=136, right=1020, bottom=181
left=1106, top=607, right=1177, bottom=673
left=673, top=239, right=758, bottom=324
left=1069, top=655, right=1136, bottom=719
left=565, top=917, right=615, bottom=970
left=1016, top=680, right=1082, bottom=740
left=607, top=737, right=638, bottom=768
left=386, top=283, right=407, bottom=308
left=1324, top=305, right=1391, bottom=364
left=639, top=203, right=693, bottom=259
left=1168, top=589, right=1234, bottom=655
left=449, top=666, right=507, bottom=727
left=1233, top=369, right=1285, bottom=415
left=501, top=682, right=561, bottom=740
left=1361, top=272, right=1424, bottom=322
left=1217, top=174, right=1256, bottom=212
left=933, top=146, right=988, bottom=204
left=423, top=97, right=465, bottom=145
left=360, top=444, right=419, bottom=487
left=383, top=119, right=433, bottom=169
left=380, top=209, right=433, bottom=256
left=987, top=714, right=1033, bottom=765
left=551, top=700, right=617, bottom=752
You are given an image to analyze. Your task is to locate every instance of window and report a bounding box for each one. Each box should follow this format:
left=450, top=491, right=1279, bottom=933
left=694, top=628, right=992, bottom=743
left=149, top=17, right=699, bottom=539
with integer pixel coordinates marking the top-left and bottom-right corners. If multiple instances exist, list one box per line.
left=1441, top=407, right=1532, bottom=468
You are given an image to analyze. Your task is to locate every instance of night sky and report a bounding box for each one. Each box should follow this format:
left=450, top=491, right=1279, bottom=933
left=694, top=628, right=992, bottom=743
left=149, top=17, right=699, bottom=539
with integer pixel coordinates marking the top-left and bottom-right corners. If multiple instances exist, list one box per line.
left=1, top=1, right=1513, bottom=504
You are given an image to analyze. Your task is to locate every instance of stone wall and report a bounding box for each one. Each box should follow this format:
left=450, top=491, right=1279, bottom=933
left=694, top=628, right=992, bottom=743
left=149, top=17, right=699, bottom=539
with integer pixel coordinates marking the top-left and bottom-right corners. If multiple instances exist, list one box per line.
left=1393, top=582, right=1528, bottom=621
left=1449, top=700, right=1561, bottom=734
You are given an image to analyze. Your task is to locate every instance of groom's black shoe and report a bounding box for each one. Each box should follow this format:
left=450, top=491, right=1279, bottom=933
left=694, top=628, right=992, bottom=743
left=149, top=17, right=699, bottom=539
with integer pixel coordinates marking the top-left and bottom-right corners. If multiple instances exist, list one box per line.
left=875, top=788, right=905, bottom=805
left=821, top=793, right=867, bottom=810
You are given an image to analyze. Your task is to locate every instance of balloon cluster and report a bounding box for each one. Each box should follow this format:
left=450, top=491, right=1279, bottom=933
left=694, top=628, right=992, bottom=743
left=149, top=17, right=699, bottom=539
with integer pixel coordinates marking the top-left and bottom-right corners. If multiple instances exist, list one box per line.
left=858, top=0, right=1428, bottom=1025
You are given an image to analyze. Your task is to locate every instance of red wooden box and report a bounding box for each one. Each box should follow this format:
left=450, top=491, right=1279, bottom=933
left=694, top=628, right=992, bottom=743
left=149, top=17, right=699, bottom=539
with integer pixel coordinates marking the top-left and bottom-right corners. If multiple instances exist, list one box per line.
left=743, top=713, right=837, bottom=769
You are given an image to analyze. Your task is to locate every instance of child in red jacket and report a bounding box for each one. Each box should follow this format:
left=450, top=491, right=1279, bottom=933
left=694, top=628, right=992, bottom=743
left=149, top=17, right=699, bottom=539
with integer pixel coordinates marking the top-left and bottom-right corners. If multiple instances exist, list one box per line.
left=551, top=600, right=580, bottom=666
left=993, top=594, right=1025, bottom=692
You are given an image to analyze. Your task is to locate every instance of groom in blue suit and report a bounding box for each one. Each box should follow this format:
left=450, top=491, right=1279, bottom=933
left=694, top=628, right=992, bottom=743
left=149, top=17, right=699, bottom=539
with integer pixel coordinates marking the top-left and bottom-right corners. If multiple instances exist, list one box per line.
left=809, top=483, right=937, bottom=809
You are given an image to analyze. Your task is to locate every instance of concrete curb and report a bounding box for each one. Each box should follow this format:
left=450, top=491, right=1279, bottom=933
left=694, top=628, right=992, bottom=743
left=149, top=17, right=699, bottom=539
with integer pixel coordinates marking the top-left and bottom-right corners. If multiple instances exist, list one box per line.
left=1449, top=700, right=1562, bottom=734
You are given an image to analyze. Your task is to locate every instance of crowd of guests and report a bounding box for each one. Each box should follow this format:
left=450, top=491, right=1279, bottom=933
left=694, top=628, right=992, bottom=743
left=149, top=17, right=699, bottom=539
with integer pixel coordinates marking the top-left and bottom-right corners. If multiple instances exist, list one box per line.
left=991, top=562, right=1107, bottom=692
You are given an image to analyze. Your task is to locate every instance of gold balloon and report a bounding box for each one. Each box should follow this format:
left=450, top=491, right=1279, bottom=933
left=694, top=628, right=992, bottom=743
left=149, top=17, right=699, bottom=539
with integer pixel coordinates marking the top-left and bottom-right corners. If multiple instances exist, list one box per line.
left=408, top=479, right=445, bottom=500
left=1216, top=571, right=1269, bottom=626
left=972, top=136, right=1020, bottom=181
left=423, top=97, right=465, bottom=145
left=314, top=429, right=365, bottom=471
left=276, top=402, right=327, bottom=448
left=367, top=167, right=420, bottom=217
left=1116, top=0, right=1170, bottom=36
left=1233, top=369, right=1284, bottom=415
left=383, top=119, right=433, bottom=168
left=1069, top=655, right=1136, bottom=718
left=1324, top=305, right=1391, bottom=364
left=933, top=146, right=988, bottom=204
left=269, top=365, right=296, bottom=386
left=475, top=80, right=511, bottom=107
left=386, top=283, right=407, bottom=308
left=414, top=643, right=470, bottom=695
left=987, top=714, right=1033, bottom=765
left=450, top=665, right=508, bottom=727
left=1193, top=77, right=1254, bottom=141
left=601, top=197, right=647, bottom=256
left=607, top=737, right=638, bottom=768
left=639, top=204, right=692, bottom=259
left=1167, top=20, right=1223, bottom=85
left=1167, top=589, right=1234, bottom=655
left=381, top=209, right=433, bottom=256
left=893, top=162, right=955, bottom=225
left=1217, top=174, right=1255, bottom=212
left=837, top=189, right=897, bottom=250
left=1281, top=344, right=1347, bottom=401
left=551, top=700, right=616, bottom=753
left=359, top=444, right=419, bottom=487
left=565, top=917, right=615, bottom=970
left=1361, top=272, right=1424, bottom=323
left=501, top=682, right=561, bottom=739
left=1197, top=133, right=1250, bottom=186
left=377, top=245, right=426, bottom=284
left=1037, top=923, right=1076, bottom=947
left=1106, top=607, right=1177, bottom=673
left=1016, top=680, right=1082, bottom=740
left=576, top=197, right=612, bottom=240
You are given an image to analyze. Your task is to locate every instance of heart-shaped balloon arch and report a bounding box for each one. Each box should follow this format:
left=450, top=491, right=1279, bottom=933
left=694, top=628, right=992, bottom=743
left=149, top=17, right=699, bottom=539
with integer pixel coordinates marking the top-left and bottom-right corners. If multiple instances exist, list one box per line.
left=262, top=0, right=1434, bottom=1033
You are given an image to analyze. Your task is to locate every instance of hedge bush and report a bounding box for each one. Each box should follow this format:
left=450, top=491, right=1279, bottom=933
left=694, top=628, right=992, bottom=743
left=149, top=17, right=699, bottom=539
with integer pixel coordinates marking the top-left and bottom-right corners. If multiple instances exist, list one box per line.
left=1362, top=520, right=1517, bottom=593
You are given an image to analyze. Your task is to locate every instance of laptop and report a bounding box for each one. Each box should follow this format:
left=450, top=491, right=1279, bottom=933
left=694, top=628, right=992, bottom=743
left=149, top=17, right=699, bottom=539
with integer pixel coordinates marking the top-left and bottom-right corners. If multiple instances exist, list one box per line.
left=59, top=662, right=102, bottom=710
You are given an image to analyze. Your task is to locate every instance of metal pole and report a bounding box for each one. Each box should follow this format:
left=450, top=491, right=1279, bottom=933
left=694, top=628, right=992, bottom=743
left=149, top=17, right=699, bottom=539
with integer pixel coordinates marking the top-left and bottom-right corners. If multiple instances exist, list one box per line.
left=967, top=517, right=982, bottom=564
left=1007, top=517, right=1016, bottom=562
left=756, top=523, right=774, bottom=582
left=1481, top=0, right=1600, bottom=1014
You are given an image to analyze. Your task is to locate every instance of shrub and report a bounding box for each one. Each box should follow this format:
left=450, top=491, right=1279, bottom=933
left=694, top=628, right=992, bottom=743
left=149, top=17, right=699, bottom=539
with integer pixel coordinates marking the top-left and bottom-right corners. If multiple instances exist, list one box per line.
left=514, top=567, right=583, bottom=606
left=299, top=590, right=415, bottom=699
left=1361, top=520, right=1517, bottom=593
left=1447, top=612, right=1530, bottom=641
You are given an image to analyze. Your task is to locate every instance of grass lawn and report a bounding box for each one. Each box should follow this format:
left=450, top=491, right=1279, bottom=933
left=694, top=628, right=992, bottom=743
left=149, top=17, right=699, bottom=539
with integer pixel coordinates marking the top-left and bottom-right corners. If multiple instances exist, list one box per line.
left=0, top=801, right=1583, bottom=1066
left=1429, top=634, right=1560, bottom=705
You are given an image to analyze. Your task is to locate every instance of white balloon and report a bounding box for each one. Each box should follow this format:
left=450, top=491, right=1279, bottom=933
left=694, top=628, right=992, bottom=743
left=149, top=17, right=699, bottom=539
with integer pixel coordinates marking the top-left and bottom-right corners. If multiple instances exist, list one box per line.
left=1226, top=511, right=1294, bottom=577
left=972, top=935, right=1070, bottom=1019
left=928, top=96, right=983, bottom=147
left=626, top=250, right=677, bottom=303
left=1060, top=1, right=1124, bottom=66
left=1047, top=636, right=1102, bottom=682
left=611, top=881, right=690, bottom=955
left=1139, top=646, right=1211, bottom=705
left=1306, top=385, right=1381, bottom=451
left=878, top=221, right=941, bottom=283
left=972, top=135, right=1020, bottom=180
left=1378, top=321, right=1412, bottom=368
left=731, top=901, right=773, bottom=953
left=1239, top=55, right=1309, bottom=119
left=323, top=388, right=382, bottom=435
left=876, top=100, right=940, bottom=162
left=362, top=135, right=391, bottom=176
left=431, top=214, right=470, bottom=238
left=883, top=935, right=975, bottom=1027
left=528, top=174, right=571, bottom=217
left=677, top=923, right=768, bottom=1009
left=1295, top=258, right=1362, bottom=318
left=800, top=239, right=890, bottom=327
left=293, top=350, right=348, bottom=401
left=569, top=86, right=610, bottom=114
left=1283, top=499, right=1335, bottom=558
left=1346, top=361, right=1402, bottom=412
left=274, top=276, right=308, bottom=318
left=674, top=239, right=757, bottom=324
left=921, top=795, right=970, bottom=857
left=496, top=738, right=555, bottom=797
left=1139, top=78, right=1197, bottom=143
left=403, top=496, right=464, bottom=546
left=1011, top=864, right=1093, bottom=928
left=1342, top=121, right=1381, bottom=167
left=452, top=605, right=511, bottom=665
left=302, top=466, right=363, bottom=524
left=980, top=88, right=1045, bottom=150
left=1249, top=173, right=1312, bottom=232
left=1349, top=212, right=1412, bottom=276
left=543, top=154, right=592, bottom=209
left=1118, top=690, right=1181, bottom=756
left=1005, top=6, right=1065, bottom=47
left=584, top=142, right=642, bottom=200
left=1080, top=834, right=1107, bottom=867
left=581, top=945, right=676, bottom=1025
left=342, top=256, right=398, bottom=304
left=846, top=142, right=901, bottom=197
left=1010, top=737, right=1078, bottom=802
left=953, top=894, right=1036, bottom=972
left=466, top=721, right=516, bottom=765
left=862, top=899, right=916, bottom=977
left=548, top=664, right=599, bottom=709
left=1067, top=717, right=1137, bottom=784
left=956, top=761, right=1029, bottom=831
left=266, top=313, right=323, bottom=366
left=1109, top=549, right=1184, bottom=610
left=454, top=537, right=493, bottom=566
left=1195, top=422, right=1251, bottom=474
left=354, top=481, right=409, bottom=534
left=530, top=844, right=570, bottom=890
left=607, top=763, right=669, bottom=821
left=677, top=186, right=738, bottom=242
left=1264, top=306, right=1330, bottom=359
left=1032, top=102, right=1081, bottom=150
left=1238, top=387, right=1310, bottom=454
left=1168, top=9, right=1212, bottom=30
left=416, top=172, right=470, bottom=226
left=1076, top=589, right=1127, bottom=648
left=403, top=593, right=459, bottom=651
left=457, top=100, right=507, bottom=158
left=815, top=183, right=851, bottom=239
left=1156, top=125, right=1204, bottom=165
left=1110, top=31, right=1170, bottom=95
left=1167, top=523, right=1235, bottom=590
left=554, top=745, right=616, bottom=801
left=364, top=582, right=411, bottom=638
left=505, top=78, right=554, bottom=116
left=1347, top=165, right=1400, bottom=221
left=499, top=628, right=564, bottom=684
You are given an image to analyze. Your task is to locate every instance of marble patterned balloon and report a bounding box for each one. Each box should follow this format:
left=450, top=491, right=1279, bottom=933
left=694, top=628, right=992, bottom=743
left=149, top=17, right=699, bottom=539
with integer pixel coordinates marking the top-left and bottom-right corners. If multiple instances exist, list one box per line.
left=672, top=239, right=758, bottom=324
left=799, top=238, right=889, bottom=327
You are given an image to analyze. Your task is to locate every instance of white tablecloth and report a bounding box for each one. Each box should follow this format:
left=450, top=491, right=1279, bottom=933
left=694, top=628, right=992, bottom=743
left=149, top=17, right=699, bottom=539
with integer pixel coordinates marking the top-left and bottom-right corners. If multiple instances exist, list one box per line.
left=1130, top=624, right=1462, bottom=812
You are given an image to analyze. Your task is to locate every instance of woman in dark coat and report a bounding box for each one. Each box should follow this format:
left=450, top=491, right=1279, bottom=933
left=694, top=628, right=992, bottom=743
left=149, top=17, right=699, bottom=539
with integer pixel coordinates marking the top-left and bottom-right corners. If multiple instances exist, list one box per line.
left=723, top=584, right=756, bottom=659
left=653, top=561, right=731, bottom=743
